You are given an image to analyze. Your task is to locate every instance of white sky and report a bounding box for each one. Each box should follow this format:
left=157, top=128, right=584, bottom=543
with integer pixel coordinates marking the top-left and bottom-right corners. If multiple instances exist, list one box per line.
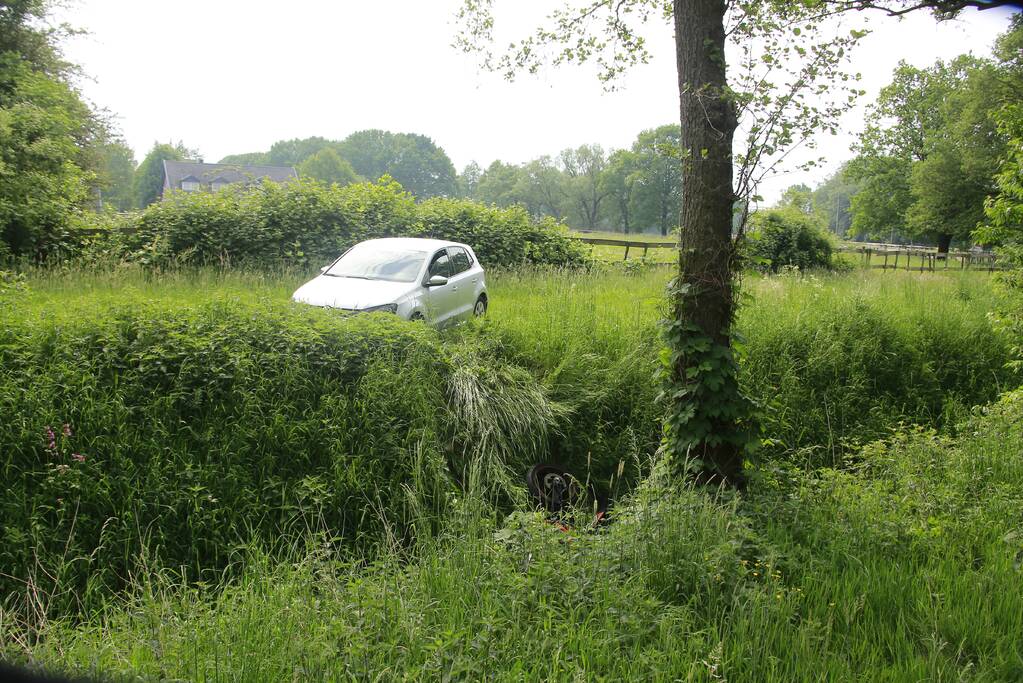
left=55, top=1, right=1018, bottom=205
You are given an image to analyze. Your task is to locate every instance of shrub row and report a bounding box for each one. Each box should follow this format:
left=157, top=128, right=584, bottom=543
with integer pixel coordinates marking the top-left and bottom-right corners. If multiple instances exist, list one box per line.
left=1, top=267, right=1015, bottom=619
left=103, top=178, right=589, bottom=269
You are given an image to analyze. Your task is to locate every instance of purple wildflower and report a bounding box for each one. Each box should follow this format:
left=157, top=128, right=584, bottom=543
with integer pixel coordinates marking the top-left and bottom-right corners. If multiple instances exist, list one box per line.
left=71, top=453, right=86, bottom=463
left=45, top=426, right=56, bottom=451
left=63, top=423, right=73, bottom=438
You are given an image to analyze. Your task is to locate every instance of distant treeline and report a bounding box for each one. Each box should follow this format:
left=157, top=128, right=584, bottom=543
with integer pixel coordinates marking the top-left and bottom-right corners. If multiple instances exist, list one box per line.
left=216, top=125, right=684, bottom=236
left=2, top=0, right=1020, bottom=260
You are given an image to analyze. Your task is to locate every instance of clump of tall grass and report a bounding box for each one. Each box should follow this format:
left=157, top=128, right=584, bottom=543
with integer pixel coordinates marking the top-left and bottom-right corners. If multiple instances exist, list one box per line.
left=11, top=388, right=1023, bottom=680
left=444, top=338, right=569, bottom=497
left=741, top=270, right=1013, bottom=465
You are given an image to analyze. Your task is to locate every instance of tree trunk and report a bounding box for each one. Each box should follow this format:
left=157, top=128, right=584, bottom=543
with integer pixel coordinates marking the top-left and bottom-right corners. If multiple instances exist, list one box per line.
left=669, top=0, right=745, bottom=483
left=936, top=232, right=952, bottom=255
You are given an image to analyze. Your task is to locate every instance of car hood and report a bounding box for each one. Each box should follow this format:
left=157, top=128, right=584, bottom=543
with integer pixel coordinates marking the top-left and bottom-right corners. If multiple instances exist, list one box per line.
left=292, top=276, right=417, bottom=309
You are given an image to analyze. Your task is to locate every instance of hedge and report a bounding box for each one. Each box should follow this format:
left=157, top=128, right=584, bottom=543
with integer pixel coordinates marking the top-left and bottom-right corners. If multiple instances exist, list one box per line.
left=113, top=178, right=588, bottom=269
left=0, top=299, right=584, bottom=617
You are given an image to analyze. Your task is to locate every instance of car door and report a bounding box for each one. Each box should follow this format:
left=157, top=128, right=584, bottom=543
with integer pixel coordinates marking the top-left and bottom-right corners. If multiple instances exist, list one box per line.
left=423, top=249, right=459, bottom=326
left=446, top=246, right=478, bottom=320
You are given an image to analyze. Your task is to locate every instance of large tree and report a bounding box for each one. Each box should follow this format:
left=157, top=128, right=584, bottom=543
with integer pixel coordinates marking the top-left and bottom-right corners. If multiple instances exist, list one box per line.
left=475, top=160, right=526, bottom=208
left=850, top=55, right=1006, bottom=251
left=0, top=1, right=108, bottom=257
left=457, top=161, right=483, bottom=198
left=560, top=144, right=611, bottom=229
left=603, top=148, right=640, bottom=232
left=266, top=136, right=336, bottom=167
left=0, top=56, right=93, bottom=256
left=458, top=0, right=1014, bottom=483
left=95, top=136, right=136, bottom=211
left=812, top=164, right=860, bottom=237
left=630, top=125, right=683, bottom=236
left=520, top=155, right=569, bottom=220
left=297, top=147, right=362, bottom=186
left=338, top=130, right=458, bottom=198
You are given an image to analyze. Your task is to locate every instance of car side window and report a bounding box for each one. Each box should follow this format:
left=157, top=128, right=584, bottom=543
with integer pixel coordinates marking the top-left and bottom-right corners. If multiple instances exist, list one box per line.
left=449, top=247, right=471, bottom=274
left=428, top=251, right=452, bottom=278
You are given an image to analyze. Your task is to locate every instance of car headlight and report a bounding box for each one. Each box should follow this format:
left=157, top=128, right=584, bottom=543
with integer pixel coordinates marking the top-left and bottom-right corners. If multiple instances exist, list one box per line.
left=361, top=303, right=398, bottom=314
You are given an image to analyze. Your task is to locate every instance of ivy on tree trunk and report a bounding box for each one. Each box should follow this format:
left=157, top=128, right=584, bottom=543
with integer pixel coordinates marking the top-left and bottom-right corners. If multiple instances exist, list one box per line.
left=661, top=0, right=755, bottom=485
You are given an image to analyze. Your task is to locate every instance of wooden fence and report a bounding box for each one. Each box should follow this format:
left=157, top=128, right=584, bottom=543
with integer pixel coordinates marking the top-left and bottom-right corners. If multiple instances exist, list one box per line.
left=572, top=235, right=1006, bottom=271
left=573, top=236, right=675, bottom=261
left=846, top=246, right=1002, bottom=272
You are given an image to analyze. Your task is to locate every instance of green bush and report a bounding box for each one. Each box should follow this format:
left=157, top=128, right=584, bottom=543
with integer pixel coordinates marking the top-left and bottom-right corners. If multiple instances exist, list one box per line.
left=415, top=198, right=588, bottom=267
left=0, top=302, right=456, bottom=614
left=111, top=178, right=587, bottom=269
left=746, top=208, right=833, bottom=272
left=0, top=291, right=618, bottom=618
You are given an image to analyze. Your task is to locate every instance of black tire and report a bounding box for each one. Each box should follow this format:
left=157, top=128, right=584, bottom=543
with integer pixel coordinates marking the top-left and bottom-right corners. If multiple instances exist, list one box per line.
left=526, top=463, right=604, bottom=515
left=409, top=311, right=425, bottom=322
left=473, top=295, right=488, bottom=318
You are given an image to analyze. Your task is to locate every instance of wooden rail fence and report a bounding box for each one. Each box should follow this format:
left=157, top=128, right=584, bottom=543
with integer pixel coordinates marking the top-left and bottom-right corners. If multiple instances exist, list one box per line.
left=573, top=236, right=675, bottom=261
left=572, top=235, right=1005, bottom=271
left=846, top=246, right=1002, bottom=272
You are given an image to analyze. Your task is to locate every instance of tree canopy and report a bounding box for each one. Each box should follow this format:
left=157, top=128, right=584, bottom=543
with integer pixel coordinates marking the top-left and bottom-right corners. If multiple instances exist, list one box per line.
left=847, top=19, right=1021, bottom=249
left=218, top=131, right=459, bottom=199
left=337, top=130, right=458, bottom=198
left=0, top=2, right=110, bottom=257
left=297, top=148, right=362, bottom=187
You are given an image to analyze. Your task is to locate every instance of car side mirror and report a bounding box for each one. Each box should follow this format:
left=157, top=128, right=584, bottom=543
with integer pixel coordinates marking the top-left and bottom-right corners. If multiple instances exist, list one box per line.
left=425, top=275, right=448, bottom=287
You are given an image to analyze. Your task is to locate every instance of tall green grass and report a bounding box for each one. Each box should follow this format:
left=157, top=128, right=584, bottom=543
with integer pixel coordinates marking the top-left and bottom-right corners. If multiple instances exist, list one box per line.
left=11, top=388, right=1023, bottom=681
left=0, top=264, right=1015, bottom=626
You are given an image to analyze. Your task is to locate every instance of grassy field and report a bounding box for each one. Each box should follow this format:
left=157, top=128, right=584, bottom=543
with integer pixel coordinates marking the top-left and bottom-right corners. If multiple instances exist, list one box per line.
left=16, top=390, right=1023, bottom=680
left=6, top=264, right=1012, bottom=469
left=2, top=264, right=1021, bottom=680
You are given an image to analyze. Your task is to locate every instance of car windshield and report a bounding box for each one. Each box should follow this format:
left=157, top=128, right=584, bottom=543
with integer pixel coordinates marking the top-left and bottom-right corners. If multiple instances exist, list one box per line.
left=324, top=246, right=427, bottom=283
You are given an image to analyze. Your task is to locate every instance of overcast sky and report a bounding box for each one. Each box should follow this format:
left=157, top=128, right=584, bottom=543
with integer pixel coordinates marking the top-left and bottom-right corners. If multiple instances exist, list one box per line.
left=55, top=1, right=1018, bottom=204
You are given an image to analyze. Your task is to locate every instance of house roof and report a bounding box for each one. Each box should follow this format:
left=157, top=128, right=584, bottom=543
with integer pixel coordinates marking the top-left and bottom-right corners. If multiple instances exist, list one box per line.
left=162, top=160, right=297, bottom=189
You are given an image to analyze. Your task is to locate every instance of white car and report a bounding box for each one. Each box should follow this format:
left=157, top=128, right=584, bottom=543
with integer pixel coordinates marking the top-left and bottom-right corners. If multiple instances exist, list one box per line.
left=292, top=237, right=488, bottom=326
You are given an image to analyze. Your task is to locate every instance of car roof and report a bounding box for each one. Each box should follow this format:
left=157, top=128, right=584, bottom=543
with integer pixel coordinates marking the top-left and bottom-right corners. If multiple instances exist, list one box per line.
left=355, top=237, right=470, bottom=251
